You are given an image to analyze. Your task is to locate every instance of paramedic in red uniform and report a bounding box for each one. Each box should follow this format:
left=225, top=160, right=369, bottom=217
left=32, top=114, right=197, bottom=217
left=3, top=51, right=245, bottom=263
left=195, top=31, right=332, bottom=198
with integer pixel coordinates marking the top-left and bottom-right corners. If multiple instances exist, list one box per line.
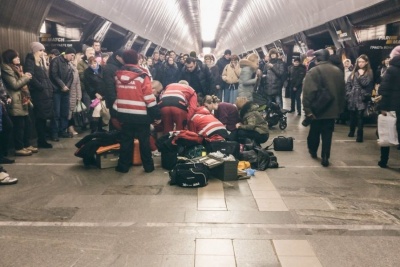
left=113, top=49, right=161, bottom=173
left=158, top=81, right=198, bottom=134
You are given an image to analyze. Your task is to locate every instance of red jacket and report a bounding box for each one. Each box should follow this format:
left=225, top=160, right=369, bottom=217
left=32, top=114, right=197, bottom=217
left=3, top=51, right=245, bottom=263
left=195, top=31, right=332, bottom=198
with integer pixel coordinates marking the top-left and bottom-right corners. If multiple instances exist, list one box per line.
left=158, top=83, right=198, bottom=120
left=114, top=64, right=160, bottom=124
left=189, top=107, right=227, bottom=137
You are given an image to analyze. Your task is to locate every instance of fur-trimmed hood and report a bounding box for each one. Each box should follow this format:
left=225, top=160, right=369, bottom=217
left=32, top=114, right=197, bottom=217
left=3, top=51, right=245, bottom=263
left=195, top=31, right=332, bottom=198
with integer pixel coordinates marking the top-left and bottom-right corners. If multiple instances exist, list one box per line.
left=239, top=101, right=258, bottom=119
left=239, top=54, right=259, bottom=71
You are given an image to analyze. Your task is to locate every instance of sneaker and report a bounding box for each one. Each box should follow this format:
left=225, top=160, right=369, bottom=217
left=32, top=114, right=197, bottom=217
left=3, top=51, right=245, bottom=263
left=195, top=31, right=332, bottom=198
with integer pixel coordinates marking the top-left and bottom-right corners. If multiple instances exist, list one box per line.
left=0, top=157, right=15, bottom=164
left=24, top=146, right=39, bottom=153
left=152, top=151, right=161, bottom=157
left=0, top=174, right=18, bottom=185
left=15, top=149, right=32, bottom=156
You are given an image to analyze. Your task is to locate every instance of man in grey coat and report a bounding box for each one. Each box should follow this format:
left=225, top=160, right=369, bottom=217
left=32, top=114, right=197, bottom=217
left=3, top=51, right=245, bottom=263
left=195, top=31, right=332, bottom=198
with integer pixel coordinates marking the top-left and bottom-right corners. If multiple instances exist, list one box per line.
left=302, top=49, right=345, bottom=167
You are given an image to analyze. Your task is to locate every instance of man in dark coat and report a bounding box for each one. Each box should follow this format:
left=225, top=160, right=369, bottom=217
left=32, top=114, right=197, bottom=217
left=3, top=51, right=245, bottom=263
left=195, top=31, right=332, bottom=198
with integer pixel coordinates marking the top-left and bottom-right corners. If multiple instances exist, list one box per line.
left=49, top=47, right=75, bottom=140
left=288, top=58, right=306, bottom=115
left=102, top=49, right=124, bottom=130
left=376, top=45, right=400, bottom=168
left=302, top=49, right=345, bottom=167
left=180, top=57, right=211, bottom=97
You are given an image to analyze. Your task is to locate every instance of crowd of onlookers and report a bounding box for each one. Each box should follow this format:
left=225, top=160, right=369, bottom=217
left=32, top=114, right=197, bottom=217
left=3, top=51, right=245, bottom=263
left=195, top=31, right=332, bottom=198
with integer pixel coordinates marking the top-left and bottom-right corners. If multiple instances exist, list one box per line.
left=1, top=39, right=399, bottom=183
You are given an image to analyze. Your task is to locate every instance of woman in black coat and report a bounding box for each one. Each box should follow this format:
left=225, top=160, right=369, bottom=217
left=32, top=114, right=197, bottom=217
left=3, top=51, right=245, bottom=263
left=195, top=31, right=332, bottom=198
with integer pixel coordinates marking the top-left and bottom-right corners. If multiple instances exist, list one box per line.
left=84, top=56, right=107, bottom=132
left=24, top=42, right=54, bottom=148
left=377, top=46, right=400, bottom=168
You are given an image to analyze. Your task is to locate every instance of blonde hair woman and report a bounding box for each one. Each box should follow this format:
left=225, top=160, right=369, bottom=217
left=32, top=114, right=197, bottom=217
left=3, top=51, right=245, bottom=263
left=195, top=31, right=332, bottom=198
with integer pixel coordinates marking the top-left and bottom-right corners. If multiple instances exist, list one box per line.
left=24, top=42, right=55, bottom=148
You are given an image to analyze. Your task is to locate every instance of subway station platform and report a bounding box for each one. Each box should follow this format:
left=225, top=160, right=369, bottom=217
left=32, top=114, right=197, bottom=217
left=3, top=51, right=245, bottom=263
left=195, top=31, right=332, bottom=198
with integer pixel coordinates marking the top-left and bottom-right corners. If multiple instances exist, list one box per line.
left=0, top=103, right=399, bottom=267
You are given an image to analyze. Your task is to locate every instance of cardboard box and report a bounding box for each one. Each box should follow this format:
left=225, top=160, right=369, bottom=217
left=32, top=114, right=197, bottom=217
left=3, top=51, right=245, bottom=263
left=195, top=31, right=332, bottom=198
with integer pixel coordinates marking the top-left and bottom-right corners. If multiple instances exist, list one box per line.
left=96, top=144, right=120, bottom=169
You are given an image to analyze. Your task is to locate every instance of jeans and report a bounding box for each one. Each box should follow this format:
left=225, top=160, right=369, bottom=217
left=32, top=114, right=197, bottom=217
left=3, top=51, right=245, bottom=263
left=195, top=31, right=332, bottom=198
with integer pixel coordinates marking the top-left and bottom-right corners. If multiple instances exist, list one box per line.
left=307, top=119, right=335, bottom=159
left=52, top=92, right=70, bottom=136
left=224, top=84, right=238, bottom=104
left=0, top=110, right=13, bottom=156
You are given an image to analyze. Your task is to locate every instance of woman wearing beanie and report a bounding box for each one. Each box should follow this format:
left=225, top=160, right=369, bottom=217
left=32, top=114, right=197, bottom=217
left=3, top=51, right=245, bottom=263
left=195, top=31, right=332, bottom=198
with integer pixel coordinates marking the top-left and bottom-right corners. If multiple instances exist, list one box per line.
left=345, top=54, right=374, bottom=142
left=1, top=49, right=36, bottom=156
left=25, top=42, right=54, bottom=148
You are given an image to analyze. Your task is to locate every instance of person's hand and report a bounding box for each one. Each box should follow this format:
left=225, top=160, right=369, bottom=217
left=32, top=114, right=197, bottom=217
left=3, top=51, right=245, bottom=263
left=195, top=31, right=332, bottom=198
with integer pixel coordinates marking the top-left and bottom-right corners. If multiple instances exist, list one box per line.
left=61, top=86, right=69, bottom=92
left=216, top=85, right=220, bottom=90
left=236, top=122, right=241, bottom=129
left=95, top=93, right=102, bottom=99
left=256, top=69, right=262, bottom=77
left=381, top=110, right=388, bottom=116
left=154, top=119, right=161, bottom=125
left=358, top=69, right=365, bottom=76
left=267, top=63, right=273, bottom=68
left=307, top=113, right=316, bottom=120
left=6, top=98, right=11, bottom=104
left=293, top=87, right=297, bottom=91
left=24, top=72, right=32, bottom=79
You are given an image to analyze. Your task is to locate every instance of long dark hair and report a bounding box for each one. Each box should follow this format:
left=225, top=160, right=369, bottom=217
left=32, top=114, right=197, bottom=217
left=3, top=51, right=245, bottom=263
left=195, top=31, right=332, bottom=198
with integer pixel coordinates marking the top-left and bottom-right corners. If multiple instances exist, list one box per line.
left=351, top=54, right=373, bottom=79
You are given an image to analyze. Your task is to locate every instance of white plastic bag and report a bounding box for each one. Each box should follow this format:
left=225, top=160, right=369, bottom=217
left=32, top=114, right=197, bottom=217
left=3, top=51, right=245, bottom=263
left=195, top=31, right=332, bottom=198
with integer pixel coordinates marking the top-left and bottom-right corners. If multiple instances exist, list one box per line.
left=377, top=112, right=399, bottom=147
left=74, top=100, right=87, bottom=113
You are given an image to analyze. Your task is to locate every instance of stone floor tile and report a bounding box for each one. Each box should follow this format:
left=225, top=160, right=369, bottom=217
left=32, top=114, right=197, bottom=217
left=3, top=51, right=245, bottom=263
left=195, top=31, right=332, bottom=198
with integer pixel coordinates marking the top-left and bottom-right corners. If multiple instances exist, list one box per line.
left=225, top=196, right=258, bottom=211
left=198, top=190, right=225, bottom=199
left=282, top=197, right=334, bottom=210
left=195, top=255, right=236, bottom=267
left=161, top=255, right=194, bottom=267
left=252, top=190, right=281, bottom=199
left=256, top=198, right=289, bottom=211
left=273, top=240, right=316, bottom=256
left=198, top=198, right=227, bottom=209
left=249, top=182, right=277, bottom=191
left=196, top=238, right=234, bottom=255
left=233, top=240, right=279, bottom=264
left=279, top=256, right=323, bottom=267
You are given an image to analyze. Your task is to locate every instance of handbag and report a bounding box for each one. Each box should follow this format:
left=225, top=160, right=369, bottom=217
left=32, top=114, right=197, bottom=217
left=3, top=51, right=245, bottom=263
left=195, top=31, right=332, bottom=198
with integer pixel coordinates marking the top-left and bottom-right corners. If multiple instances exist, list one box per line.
left=73, top=101, right=89, bottom=128
left=272, top=136, right=294, bottom=151
left=100, top=101, right=110, bottom=126
left=310, top=68, right=333, bottom=116
left=169, top=162, right=209, bottom=188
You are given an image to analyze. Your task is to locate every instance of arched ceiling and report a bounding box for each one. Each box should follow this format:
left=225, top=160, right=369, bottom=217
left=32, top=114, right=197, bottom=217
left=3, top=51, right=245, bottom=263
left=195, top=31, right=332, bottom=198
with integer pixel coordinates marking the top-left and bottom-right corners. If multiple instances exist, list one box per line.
left=68, top=0, right=384, bottom=54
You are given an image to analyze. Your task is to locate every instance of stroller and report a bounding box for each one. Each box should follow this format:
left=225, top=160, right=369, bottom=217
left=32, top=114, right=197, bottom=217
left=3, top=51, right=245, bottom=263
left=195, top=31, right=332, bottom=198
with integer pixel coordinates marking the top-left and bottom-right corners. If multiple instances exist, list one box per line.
left=258, top=102, right=288, bottom=130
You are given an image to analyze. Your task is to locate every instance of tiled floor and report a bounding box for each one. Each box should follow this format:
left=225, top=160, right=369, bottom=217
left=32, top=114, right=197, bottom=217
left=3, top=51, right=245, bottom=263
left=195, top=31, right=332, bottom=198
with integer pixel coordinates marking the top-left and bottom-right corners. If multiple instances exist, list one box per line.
left=0, top=100, right=399, bottom=266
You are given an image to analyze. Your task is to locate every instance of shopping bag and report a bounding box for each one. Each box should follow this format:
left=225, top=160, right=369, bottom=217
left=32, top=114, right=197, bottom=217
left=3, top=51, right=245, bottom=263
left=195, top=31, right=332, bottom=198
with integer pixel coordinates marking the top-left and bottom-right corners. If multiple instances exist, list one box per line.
left=100, top=101, right=110, bottom=126
left=377, top=112, right=399, bottom=147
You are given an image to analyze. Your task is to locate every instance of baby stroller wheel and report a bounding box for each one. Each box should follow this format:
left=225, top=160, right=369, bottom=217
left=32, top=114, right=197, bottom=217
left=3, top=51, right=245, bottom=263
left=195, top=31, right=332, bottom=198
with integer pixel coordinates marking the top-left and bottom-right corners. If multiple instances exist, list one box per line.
left=279, top=121, right=287, bottom=130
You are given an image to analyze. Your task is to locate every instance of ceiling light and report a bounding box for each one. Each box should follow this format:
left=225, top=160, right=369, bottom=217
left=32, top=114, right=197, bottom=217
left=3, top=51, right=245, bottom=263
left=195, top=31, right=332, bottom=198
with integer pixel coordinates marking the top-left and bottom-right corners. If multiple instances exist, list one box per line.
left=200, top=0, right=224, bottom=42
left=203, top=47, right=212, bottom=54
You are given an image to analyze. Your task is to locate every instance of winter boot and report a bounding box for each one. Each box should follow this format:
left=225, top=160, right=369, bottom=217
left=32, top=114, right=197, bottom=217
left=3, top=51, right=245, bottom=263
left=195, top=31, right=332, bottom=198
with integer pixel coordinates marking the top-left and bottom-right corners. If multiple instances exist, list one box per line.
left=356, top=130, right=363, bottom=142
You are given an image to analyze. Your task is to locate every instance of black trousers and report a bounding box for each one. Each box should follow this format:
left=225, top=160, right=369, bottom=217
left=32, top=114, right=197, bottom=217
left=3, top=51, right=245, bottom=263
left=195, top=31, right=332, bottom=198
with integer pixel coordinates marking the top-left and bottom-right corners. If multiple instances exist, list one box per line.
left=36, top=118, right=48, bottom=144
left=11, top=115, right=31, bottom=150
left=349, top=109, right=364, bottom=133
left=307, top=119, right=335, bottom=159
left=118, top=122, right=153, bottom=172
left=0, top=110, right=13, bottom=156
left=290, top=88, right=302, bottom=113
left=235, top=129, right=269, bottom=144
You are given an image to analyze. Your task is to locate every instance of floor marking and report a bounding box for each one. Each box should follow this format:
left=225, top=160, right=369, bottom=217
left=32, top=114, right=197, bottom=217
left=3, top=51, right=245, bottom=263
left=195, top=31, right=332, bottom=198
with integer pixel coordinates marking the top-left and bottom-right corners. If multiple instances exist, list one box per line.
left=0, top=221, right=398, bottom=231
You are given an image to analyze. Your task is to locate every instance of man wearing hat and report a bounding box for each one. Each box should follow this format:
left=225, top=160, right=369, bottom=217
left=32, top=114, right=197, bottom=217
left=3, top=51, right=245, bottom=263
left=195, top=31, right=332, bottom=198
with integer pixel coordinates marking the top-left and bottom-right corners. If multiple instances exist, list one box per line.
left=49, top=47, right=76, bottom=140
left=302, top=49, right=345, bottom=167
left=103, top=48, right=125, bottom=130
left=306, top=49, right=316, bottom=71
